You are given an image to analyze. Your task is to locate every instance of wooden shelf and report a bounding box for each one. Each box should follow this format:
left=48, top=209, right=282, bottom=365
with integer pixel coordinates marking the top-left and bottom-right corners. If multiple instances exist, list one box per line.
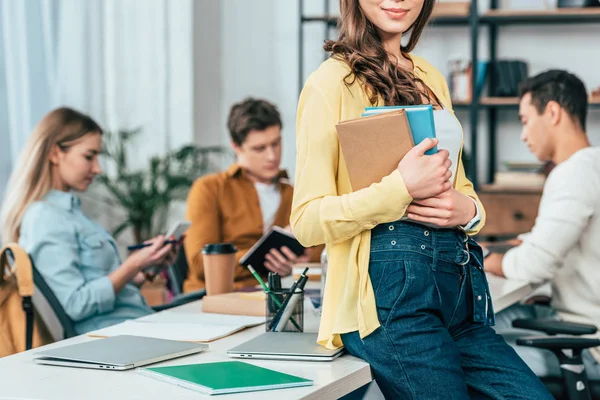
left=452, top=97, right=520, bottom=108
left=480, top=184, right=543, bottom=194
left=301, top=15, right=338, bottom=26
left=303, top=8, right=600, bottom=28
left=453, top=97, right=600, bottom=109
left=482, top=8, right=600, bottom=24
left=301, top=13, right=471, bottom=27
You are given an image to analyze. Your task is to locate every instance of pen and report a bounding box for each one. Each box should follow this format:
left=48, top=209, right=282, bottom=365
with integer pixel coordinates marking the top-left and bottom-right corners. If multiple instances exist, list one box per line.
left=127, top=239, right=178, bottom=251
left=271, top=273, right=282, bottom=313
left=247, top=265, right=302, bottom=331
left=267, top=273, right=276, bottom=313
left=272, top=273, right=281, bottom=291
left=248, top=265, right=282, bottom=306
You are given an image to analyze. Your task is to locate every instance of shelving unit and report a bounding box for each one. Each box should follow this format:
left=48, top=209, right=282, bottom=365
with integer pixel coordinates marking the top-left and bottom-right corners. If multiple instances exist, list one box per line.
left=454, top=96, right=600, bottom=109
left=298, top=0, right=600, bottom=191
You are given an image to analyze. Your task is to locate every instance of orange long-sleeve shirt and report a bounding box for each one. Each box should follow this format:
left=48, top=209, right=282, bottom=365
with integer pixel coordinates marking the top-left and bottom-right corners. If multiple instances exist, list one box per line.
left=183, top=163, right=321, bottom=292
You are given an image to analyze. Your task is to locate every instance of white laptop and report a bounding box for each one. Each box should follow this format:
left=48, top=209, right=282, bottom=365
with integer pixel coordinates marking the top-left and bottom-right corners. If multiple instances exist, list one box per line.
left=227, top=332, right=344, bottom=362
left=33, top=335, right=208, bottom=370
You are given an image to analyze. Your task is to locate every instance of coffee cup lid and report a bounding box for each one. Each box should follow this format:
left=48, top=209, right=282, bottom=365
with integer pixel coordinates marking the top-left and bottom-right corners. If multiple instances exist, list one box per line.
left=202, top=243, right=237, bottom=255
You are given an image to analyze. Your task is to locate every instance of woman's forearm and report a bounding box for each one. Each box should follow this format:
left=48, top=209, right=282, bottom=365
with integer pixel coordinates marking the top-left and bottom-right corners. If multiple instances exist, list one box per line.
left=109, top=259, right=140, bottom=293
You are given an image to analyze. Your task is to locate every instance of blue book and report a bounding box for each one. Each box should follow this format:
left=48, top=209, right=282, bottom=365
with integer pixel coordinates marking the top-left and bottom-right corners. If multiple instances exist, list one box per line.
left=362, top=104, right=438, bottom=155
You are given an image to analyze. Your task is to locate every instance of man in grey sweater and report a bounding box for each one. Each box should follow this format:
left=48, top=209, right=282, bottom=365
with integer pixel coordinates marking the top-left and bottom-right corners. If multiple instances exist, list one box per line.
left=485, top=69, right=600, bottom=379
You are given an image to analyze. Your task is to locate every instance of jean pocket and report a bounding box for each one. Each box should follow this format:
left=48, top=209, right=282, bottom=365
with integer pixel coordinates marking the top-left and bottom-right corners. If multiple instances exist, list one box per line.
left=369, top=259, right=412, bottom=326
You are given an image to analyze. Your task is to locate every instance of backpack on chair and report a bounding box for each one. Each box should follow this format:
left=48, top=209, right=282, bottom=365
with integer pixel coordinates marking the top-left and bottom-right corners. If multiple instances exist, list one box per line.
left=0, top=243, right=53, bottom=357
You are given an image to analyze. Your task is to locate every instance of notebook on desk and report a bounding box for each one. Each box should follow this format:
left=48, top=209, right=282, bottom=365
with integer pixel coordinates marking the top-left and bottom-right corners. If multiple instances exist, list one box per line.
left=137, top=361, right=313, bottom=395
left=88, top=313, right=264, bottom=342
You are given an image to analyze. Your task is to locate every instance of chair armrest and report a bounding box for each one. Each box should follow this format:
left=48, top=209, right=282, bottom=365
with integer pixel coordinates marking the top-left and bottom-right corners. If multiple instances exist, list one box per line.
left=152, top=289, right=206, bottom=312
left=522, top=295, right=551, bottom=306
left=512, top=318, right=597, bottom=336
left=516, top=335, right=600, bottom=351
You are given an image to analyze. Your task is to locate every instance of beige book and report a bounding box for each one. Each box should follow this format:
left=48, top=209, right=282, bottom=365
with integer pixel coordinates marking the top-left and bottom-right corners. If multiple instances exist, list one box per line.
left=336, top=109, right=414, bottom=191
left=202, top=292, right=266, bottom=317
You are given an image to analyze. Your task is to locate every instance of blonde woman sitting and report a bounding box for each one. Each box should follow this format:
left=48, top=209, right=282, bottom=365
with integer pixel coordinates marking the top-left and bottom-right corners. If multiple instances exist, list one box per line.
left=0, top=107, right=176, bottom=334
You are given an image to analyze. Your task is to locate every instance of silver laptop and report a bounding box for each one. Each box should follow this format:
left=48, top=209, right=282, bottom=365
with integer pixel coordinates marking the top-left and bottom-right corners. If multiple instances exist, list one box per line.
left=227, top=332, right=344, bottom=361
left=33, top=335, right=208, bottom=370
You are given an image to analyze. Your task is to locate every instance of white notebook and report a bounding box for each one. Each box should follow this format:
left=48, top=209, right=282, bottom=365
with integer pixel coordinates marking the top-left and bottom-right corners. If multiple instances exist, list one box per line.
left=88, top=313, right=264, bottom=342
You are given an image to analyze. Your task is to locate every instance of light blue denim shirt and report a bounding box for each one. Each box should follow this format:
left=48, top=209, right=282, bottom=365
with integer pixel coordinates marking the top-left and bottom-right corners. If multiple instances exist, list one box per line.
left=19, top=190, right=153, bottom=334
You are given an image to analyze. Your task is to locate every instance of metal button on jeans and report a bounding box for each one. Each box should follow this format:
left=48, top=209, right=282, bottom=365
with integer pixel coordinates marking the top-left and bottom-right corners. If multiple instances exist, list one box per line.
left=389, top=225, right=394, bottom=231
left=421, top=245, right=426, bottom=250
left=391, top=240, right=397, bottom=245
left=477, top=295, right=483, bottom=301
left=424, top=231, right=430, bottom=236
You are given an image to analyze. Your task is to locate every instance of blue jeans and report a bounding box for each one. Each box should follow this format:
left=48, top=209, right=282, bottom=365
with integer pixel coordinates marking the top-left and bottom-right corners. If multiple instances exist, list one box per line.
left=341, top=221, right=553, bottom=400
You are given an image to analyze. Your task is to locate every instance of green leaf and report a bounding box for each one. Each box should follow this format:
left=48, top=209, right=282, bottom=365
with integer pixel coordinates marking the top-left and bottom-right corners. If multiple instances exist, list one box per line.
left=94, top=127, right=231, bottom=242
left=112, top=220, right=132, bottom=239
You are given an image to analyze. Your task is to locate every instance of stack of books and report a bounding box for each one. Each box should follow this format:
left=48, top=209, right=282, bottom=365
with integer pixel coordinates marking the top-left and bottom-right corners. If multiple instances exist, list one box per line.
left=335, top=105, right=437, bottom=191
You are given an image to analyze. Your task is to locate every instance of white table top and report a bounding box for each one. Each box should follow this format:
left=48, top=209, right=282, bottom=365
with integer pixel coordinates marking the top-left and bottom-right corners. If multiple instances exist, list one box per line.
left=0, top=273, right=534, bottom=400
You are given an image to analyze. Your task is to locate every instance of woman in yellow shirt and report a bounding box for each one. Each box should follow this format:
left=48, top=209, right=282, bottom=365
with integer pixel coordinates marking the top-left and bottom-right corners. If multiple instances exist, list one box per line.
left=291, top=1, right=552, bottom=398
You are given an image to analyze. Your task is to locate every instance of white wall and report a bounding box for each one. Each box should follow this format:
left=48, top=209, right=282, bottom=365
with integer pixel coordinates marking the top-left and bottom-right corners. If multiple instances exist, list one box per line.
left=211, top=0, right=600, bottom=184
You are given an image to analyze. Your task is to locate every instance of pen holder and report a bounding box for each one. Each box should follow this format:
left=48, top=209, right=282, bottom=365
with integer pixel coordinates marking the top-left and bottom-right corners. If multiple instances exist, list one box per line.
left=266, top=289, right=304, bottom=333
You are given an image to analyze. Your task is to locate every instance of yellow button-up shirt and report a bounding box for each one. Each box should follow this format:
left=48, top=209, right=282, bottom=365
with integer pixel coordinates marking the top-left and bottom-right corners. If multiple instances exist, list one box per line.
left=291, top=55, right=486, bottom=349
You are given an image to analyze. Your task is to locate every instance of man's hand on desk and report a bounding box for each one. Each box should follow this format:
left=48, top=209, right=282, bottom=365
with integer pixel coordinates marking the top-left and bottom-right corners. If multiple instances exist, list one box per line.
left=264, top=246, right=310, bottom=277
left=484, top=253, right=505, bottom=277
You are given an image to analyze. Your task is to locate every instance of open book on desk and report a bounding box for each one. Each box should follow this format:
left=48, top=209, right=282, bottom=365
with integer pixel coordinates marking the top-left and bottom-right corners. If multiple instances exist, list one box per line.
left=88, top=313, right=264, bottom=342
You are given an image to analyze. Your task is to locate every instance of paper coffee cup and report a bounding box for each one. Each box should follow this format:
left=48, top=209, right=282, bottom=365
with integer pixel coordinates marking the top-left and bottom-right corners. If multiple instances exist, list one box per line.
left=202, top=243, right=237, bottom=296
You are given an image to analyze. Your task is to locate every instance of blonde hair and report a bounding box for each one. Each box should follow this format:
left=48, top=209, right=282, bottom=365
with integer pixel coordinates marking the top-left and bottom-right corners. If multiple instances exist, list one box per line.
left=0, top=107, right=102, bottom=243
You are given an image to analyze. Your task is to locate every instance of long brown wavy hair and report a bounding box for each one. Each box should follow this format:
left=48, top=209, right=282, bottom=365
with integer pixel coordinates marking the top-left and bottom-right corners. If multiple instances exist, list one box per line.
left=324, top=0, right=438, bottom=106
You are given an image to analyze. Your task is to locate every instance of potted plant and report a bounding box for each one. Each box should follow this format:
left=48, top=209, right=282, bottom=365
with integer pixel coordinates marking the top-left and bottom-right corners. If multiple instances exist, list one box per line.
left=94, top=128, right=230, bottom=243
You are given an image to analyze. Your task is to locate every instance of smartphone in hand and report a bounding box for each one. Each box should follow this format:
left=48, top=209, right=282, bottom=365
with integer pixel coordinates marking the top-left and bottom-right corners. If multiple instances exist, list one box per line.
left=127, top=221, right=190, bottom=251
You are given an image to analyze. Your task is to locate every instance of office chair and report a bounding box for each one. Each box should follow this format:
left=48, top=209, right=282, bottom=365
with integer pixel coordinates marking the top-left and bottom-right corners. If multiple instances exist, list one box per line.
left=4, top=250, right=78, bottom=342
left=154, top=245, right=206, bottom=311
left=30, top=256, right=78, bottom=341
left=167, top=245, right=189, bottom=296
left=514, top=318, right=600, bottom=400
left=28, top=253, right=204, bottom=329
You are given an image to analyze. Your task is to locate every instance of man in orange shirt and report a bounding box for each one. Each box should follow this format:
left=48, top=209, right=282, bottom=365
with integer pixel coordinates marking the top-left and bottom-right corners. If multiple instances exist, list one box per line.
left=183, top=98, right=318, bottom=292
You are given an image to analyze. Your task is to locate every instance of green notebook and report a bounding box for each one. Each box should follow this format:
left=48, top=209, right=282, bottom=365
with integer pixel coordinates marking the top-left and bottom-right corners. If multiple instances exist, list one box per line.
left=137, top=361, right=313, bottom=395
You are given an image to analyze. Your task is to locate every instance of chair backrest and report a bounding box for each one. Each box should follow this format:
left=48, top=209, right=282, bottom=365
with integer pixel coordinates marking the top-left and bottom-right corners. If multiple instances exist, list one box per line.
left=167, top=246, right=189, bottom=296
left=30, top=257, right=77, bottom=341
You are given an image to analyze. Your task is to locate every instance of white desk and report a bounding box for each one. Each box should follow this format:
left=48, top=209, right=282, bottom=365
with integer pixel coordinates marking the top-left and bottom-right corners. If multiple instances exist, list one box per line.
left=0, top=273, right=534, bottom=400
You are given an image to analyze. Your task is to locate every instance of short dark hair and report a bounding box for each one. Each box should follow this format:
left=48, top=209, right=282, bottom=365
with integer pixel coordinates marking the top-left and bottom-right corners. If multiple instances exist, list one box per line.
left=518, top=69, right=588, bottom=129
left=227, top=98, right=282, bottom=146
